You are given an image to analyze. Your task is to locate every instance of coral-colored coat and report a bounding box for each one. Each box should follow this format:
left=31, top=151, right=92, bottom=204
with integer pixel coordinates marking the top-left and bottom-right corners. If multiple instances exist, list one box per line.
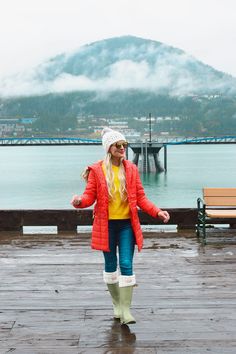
left=75, top=160, right=161, bottom=252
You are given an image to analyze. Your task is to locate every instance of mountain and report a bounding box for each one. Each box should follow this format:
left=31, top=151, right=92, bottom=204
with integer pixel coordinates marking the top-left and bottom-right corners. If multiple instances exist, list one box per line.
left=1, top=36, right=236, bottom=136
left=1, top=35, right=236, bottom=97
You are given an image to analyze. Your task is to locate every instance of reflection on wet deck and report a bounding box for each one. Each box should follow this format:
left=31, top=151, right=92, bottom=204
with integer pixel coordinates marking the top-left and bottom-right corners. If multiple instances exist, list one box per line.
left=0, top=231, right=236, bottom=353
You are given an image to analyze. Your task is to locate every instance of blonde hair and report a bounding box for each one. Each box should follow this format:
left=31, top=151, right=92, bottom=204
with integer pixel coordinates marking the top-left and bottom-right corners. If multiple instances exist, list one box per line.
left=81, top=156, right=127, bottom=201
left=104, top=153, right=127, bottom=201
left=81, top=167, right=90, bottom=182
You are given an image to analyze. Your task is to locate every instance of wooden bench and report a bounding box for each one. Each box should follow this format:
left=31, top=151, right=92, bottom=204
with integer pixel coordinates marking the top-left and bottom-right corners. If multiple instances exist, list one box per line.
left=197, top=188, right=236, bottom=244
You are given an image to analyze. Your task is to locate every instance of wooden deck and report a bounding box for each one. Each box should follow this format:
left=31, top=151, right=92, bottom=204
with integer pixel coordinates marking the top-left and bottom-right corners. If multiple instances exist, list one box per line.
left=0, top=230, right=236, bottom=353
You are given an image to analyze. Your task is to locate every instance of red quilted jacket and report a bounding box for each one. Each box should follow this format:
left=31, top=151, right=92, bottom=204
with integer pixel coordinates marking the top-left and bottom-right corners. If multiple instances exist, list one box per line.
left=75, top=160, right=161, bottom=252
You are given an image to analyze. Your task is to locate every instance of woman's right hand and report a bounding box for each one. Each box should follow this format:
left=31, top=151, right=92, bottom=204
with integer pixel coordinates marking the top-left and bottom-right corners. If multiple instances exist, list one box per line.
left=70, top=195, right=82, bottom=207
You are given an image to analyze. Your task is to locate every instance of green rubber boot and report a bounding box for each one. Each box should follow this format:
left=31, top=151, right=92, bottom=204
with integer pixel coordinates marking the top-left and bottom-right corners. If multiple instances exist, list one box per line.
left=107, top=283, right=121, bottom=319
left=120, top=286, right=136, bottom=324
left=103, top=271, right=120, bottom=319
left=119, top=274, right=136, bottom=324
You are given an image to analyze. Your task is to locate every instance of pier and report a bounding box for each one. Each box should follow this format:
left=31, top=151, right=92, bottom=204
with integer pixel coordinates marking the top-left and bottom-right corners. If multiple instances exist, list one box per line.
left=1, top=219, right=236, bottom=352
left=129, top=142, right=165, bottom=173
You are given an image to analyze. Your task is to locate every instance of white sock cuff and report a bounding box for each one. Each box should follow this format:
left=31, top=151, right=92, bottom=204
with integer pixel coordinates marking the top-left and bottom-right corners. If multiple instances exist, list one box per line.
left=103, top=270, right=119, bottom=284
left=119, top=274, right=136, bottom=287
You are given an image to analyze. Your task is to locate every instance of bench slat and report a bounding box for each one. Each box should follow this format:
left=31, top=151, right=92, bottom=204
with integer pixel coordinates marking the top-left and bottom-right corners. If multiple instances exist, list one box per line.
left=204, top=196, right=236, bottom=206
left=203, top=188, right=236, bottom=197
left=206, top=209, right=236, bottom=218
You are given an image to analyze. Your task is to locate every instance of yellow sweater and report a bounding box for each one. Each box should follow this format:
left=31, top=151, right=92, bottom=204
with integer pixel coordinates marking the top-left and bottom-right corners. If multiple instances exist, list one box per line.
left=102, top=163, right=130, bottom=219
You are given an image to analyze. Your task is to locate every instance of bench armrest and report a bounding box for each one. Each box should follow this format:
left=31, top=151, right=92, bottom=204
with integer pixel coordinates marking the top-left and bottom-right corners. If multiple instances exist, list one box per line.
left=197, top=197, right=205, bottom=210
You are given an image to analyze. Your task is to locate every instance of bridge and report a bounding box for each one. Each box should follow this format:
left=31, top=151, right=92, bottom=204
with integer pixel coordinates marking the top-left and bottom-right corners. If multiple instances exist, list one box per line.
left=0, top=137, right=101, bottom=146
left=160, top=135, right=236, bottom=145
left=1, top=135, right=236, bottom=146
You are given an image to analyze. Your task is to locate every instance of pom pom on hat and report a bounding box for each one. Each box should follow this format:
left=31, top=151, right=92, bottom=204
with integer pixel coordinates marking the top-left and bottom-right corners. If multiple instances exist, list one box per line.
left=101, top=127, right=126, bottom=152
left=101, top=127, right=113, bottom=137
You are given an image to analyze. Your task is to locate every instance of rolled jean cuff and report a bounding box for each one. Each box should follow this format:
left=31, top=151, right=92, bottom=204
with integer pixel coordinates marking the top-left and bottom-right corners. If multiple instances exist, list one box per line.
left=119, top=274, right=136, bottom=287
left=103, top=270, right=119, bottom=284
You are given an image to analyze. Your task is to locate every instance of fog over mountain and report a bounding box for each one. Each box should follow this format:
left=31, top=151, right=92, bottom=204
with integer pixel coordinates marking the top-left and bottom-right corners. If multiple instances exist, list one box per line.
left=1, top=35, right=236, bottom=98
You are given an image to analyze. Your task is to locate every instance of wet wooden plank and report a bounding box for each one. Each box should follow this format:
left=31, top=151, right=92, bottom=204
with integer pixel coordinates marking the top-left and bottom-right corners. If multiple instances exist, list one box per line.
left=0, top=232, right=236, bottom=352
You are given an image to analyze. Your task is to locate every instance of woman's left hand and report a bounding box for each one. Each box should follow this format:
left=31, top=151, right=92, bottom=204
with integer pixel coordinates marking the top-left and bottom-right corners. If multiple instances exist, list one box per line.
left=157, top=210, right=170, bottom=223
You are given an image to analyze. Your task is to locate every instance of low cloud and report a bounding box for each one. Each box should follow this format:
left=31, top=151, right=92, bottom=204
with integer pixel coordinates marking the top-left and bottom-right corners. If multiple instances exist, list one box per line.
left=0, top=43, right=236, bottom=98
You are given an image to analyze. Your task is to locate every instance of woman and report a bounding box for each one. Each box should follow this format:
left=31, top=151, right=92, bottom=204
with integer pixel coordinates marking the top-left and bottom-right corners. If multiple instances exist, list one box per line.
left=71, top=127, right=170, bottom=324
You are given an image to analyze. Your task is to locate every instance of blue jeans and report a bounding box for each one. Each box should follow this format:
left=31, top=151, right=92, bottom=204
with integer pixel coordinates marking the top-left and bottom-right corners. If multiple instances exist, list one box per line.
left=103, top=219, right=135, bottom=276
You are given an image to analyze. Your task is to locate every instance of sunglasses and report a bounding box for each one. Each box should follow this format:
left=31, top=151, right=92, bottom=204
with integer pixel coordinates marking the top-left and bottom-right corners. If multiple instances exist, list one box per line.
left=112, top=142, right=128, bottom=149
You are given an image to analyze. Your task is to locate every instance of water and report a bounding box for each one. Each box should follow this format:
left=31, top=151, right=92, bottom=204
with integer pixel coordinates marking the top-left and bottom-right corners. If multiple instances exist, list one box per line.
left=0, top=144, right=235, bottom=209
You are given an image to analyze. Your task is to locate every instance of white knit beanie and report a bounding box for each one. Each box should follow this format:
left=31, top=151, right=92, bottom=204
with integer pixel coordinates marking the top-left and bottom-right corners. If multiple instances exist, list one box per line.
left=101, top=127, right=126, bottom=153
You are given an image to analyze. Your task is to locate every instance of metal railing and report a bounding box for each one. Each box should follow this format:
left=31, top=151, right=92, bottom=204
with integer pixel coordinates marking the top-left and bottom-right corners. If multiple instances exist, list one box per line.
left=1, top=135, right=236, bottom=146
left=0, top=137, right=102, bottom=146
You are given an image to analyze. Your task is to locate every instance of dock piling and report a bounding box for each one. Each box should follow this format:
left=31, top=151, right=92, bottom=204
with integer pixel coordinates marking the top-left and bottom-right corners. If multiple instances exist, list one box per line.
left=164, top=145, right=167, bottom=172
left=130, top=142, right=164, bottom=173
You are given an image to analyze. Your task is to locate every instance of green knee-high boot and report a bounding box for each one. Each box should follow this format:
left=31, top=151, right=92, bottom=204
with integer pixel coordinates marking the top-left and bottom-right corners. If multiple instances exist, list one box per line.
left=107, top=283, right=121, bottom=319
left=119, top=275, right=136, bottom=324
left=103, top=271, right=121, bottom=319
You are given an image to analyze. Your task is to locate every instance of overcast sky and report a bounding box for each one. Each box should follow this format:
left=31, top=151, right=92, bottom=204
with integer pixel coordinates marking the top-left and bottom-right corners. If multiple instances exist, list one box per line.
left=0, top=0, right=236, bottom=78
